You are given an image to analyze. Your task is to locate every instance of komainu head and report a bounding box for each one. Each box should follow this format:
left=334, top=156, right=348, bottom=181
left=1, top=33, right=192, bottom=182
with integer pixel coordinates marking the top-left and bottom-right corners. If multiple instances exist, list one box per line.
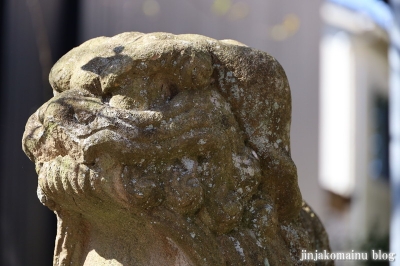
left=23, top=32, right=331, bottom=266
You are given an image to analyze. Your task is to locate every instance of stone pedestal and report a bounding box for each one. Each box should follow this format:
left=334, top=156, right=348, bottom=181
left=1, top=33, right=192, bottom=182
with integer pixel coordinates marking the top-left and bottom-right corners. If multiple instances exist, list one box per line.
left=23, top=32, right=332, bottom=265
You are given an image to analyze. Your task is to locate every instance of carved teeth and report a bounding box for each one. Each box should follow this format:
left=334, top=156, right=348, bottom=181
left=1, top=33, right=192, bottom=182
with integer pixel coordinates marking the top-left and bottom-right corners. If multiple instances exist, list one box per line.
left=37, top=156, right=94, bottom=208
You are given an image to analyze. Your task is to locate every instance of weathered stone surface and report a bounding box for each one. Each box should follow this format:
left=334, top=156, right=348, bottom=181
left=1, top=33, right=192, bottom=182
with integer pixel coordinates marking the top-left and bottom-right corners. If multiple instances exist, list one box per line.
left=22, top=32, right=332, bottom=266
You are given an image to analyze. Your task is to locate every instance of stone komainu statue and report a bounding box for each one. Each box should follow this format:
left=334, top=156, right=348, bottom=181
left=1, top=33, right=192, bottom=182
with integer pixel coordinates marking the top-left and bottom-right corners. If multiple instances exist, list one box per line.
left=22, top=32, right=332, bottom=266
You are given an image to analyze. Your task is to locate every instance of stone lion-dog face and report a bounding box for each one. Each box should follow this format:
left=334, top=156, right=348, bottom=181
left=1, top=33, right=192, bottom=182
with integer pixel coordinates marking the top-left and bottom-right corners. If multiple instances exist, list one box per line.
left=23, top=32, right=331, bottom=266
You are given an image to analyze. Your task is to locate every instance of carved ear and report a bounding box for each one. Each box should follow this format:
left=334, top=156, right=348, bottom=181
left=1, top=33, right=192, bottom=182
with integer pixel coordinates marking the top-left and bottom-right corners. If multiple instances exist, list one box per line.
left=210, top=44, right=301, bottom=221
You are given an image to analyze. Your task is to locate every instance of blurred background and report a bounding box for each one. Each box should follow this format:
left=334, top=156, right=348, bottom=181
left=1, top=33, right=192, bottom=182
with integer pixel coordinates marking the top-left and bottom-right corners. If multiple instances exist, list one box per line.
left=0, top=0, right=398, bottom=265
